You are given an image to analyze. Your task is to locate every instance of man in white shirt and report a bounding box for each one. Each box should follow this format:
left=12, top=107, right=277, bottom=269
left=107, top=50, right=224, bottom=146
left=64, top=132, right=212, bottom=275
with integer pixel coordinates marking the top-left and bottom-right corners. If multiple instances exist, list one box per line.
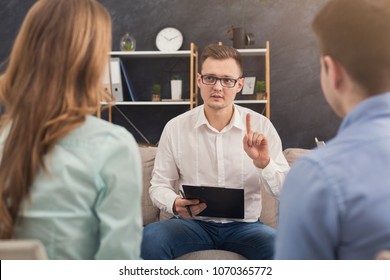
left=141, top=44, right=290, bottom=259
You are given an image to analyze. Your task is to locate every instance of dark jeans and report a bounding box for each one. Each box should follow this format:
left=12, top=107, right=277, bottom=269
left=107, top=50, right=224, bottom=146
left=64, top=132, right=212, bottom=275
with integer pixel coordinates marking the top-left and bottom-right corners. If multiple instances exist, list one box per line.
left=141, top=217, right=276, bottom=260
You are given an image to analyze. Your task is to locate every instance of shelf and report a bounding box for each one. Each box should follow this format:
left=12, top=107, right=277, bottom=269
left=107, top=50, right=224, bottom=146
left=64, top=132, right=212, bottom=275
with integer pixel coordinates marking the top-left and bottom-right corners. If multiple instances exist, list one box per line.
left=101, top=100, right=265, bottom=106
left=234, top=100, right=267, bottom=104
left=236, top=48, right=267, bottom=56
left=110, top=49, right=265, bottom=57
left=101, top=101, right=192, bottom=106
left=110, top=50, right=193, bottom=58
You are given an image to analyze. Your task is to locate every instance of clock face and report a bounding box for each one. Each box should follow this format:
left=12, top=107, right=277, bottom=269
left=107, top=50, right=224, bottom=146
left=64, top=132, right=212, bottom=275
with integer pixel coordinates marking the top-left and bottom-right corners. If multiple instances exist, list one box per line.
left=155, top=27, right=183, bottom=52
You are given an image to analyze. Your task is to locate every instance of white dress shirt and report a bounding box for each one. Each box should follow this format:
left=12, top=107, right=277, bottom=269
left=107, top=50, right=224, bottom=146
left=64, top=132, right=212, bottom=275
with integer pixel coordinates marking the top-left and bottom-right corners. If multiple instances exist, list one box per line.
left=150, top=105, right=290, bottom=223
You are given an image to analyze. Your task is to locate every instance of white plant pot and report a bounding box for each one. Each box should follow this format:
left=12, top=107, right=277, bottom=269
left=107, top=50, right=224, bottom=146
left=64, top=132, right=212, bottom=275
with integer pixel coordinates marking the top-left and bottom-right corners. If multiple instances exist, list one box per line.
left=170, top=80, right=182, bottom=100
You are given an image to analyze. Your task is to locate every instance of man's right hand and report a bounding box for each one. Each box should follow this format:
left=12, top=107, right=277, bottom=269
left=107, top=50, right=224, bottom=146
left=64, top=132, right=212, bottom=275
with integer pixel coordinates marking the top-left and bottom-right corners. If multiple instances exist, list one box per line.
left=173, top=197, right=207, bottom=219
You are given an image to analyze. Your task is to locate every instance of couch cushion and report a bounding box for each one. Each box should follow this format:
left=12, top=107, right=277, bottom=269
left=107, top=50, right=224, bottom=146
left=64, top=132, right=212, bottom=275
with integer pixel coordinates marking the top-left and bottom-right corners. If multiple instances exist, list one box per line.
left=138, top=145, right=160, bottom=226
left=259, top=148, right=311, bottom=228
left=259, top=184, right=279, bottom=228
left=283, top=148, right=311, bottom=166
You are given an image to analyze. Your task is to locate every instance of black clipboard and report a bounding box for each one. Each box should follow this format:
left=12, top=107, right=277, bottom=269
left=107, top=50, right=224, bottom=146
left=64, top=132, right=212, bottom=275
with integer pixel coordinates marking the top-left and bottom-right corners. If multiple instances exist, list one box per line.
left=182, top=185, right=244, bottom=219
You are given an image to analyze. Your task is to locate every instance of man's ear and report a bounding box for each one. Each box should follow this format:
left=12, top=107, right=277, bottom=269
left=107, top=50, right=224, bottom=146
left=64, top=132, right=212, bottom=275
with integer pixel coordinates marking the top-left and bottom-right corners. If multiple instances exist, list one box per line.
left=196, top=73, right=202, bottom=88
left=323, top=55, right=344, bottom=91
left=236, top=77, right=244, bottom=93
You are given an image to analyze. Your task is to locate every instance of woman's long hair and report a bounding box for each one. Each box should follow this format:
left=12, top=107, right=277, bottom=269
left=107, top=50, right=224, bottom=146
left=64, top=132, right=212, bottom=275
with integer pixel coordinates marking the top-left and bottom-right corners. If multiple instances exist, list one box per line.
left=0, top=0, right=112, bottom=239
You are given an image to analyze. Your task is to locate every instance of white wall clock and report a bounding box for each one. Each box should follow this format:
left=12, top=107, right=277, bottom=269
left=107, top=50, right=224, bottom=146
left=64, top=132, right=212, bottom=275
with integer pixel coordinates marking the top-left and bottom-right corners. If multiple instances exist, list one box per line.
left=155, top=27, right=183, bottom=52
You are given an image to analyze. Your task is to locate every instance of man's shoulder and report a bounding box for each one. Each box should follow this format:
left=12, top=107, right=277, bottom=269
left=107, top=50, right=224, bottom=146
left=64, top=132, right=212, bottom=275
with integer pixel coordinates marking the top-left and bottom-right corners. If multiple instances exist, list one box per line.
left=235, top=104, right=268, bottom=119
left=166, top=105, right=202, bottom=126
left=234, top=104, right=272, bottom=130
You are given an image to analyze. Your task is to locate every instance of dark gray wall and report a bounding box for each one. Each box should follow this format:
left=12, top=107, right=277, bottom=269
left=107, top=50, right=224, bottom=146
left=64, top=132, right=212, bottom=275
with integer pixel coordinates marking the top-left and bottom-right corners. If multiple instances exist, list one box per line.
left=0, top=0, right=342, bottom=149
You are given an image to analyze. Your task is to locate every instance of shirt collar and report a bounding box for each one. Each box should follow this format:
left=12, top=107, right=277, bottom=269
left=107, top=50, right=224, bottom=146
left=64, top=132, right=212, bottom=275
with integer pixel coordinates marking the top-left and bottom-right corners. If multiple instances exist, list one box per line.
left=231, top=105, right=245, bottom=131
left=194, top=105, right=208, bottom=128
left=339, top=92, right=390, bottom=133
left=194, top=104, right=245, bottom=131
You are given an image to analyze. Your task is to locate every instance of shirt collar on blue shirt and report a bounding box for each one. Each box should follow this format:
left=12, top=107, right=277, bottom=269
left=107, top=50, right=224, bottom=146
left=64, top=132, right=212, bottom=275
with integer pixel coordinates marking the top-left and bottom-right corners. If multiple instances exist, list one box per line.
left=339, top=92, right=390, bottom=133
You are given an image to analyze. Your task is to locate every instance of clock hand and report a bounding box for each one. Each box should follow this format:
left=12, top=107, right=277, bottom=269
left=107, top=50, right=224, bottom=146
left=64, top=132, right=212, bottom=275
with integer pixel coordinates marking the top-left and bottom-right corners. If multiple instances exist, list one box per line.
left=168, top=35, right=180, bottom=41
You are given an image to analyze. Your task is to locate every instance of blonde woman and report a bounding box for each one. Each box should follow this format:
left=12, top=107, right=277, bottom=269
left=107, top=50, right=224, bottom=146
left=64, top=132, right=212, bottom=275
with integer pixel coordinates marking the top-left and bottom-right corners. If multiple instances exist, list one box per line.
left=0, top=0, right=142, bottom=259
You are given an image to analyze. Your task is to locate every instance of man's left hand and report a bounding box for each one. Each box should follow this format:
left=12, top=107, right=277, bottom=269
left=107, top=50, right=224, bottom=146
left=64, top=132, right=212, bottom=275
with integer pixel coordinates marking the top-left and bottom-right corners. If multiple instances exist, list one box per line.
left=243, top=113, right=270, bottom=169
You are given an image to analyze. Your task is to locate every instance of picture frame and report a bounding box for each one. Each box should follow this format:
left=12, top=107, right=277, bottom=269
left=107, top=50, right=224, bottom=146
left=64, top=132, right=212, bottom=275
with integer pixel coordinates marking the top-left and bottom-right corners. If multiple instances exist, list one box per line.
left=242, top=76, right=256, bottom=95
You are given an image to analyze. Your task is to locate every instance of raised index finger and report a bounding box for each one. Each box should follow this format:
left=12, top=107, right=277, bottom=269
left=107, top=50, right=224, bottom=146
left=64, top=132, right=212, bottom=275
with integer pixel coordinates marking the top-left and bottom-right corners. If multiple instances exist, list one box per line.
left=246, top=113, right=251, bottom=134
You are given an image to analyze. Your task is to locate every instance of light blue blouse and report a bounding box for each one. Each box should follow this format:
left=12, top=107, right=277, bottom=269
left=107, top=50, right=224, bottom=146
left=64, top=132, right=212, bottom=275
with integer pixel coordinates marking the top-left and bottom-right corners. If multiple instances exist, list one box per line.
left=1, top=116, right=143, bottom=259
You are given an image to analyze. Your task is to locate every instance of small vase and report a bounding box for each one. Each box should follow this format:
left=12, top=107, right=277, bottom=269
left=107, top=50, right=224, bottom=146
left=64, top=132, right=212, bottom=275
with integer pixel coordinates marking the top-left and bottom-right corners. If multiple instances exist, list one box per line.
left=171, top=80, right=182, bottom=100
left=120, top=33, right=136, bottom=51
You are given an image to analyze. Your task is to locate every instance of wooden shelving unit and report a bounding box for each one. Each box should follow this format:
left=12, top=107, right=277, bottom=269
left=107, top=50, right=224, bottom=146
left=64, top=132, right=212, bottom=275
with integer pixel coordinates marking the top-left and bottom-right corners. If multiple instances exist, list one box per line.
left=100, top=43, right=198, bottom=144
left=235, top=41, right=271, bottom=119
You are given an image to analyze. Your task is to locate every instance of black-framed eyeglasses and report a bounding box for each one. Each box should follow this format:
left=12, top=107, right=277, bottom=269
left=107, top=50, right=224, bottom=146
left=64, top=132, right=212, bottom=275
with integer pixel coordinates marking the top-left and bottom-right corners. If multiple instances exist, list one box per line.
left=200, top=75, right=241, bottom=88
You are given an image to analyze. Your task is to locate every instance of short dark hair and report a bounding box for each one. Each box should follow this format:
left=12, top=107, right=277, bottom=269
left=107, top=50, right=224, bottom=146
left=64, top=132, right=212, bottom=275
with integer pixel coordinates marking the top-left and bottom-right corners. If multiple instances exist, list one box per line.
left=312, top=0, right=390, bottom=95
left=200, top=44, right=243, bottom=76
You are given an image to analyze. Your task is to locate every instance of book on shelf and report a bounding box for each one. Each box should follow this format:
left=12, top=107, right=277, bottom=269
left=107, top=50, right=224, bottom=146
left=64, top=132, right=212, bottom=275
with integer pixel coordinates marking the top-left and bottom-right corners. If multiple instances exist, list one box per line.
left=119, top=59, right=137, bottom=101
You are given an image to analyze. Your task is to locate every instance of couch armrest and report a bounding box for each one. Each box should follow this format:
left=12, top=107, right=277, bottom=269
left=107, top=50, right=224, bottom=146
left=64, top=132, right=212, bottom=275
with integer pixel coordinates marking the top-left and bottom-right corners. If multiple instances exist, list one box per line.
left=139, top=145, right=160, bottom=226
left=0, top=239, right=48, bottom=260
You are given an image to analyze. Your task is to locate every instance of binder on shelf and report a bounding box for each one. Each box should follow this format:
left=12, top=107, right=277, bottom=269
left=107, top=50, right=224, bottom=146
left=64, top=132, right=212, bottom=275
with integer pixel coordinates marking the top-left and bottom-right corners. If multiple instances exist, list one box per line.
left=109, top=57, right=124, bottom=102
left=119, top=59, right=137, bottom=101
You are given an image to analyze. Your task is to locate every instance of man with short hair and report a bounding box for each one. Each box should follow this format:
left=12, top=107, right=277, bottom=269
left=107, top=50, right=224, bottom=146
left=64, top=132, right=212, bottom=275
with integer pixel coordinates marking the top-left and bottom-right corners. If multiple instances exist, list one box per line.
left=275, top=0, right=390, bottom=259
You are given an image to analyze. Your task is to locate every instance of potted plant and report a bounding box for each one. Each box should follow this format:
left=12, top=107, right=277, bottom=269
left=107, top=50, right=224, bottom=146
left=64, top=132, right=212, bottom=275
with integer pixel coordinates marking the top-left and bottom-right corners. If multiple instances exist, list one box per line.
left=255, top=80, right=266, bottom=100
left=170, top=74, right=182, bottom=100
left=151, top=83, right=161, bottom=101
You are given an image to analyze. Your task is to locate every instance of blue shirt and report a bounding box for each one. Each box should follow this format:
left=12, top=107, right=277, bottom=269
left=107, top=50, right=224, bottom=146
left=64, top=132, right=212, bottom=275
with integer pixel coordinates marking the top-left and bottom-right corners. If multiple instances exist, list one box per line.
left=275, top=92, right=390, bottom=259
left=1, top=116, right=143, bottom=259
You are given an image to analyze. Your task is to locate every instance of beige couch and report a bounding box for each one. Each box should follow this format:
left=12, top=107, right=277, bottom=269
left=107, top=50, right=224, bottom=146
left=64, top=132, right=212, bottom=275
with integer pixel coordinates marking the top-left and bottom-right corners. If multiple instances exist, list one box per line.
left=139, top=145, right=310, bottom=260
